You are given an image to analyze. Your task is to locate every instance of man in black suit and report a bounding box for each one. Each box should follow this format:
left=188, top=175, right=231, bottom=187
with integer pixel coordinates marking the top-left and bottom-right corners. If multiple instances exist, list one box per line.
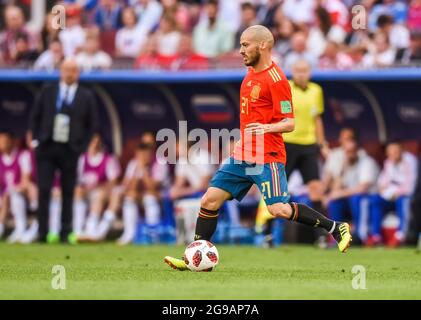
left=29, top=58, right=99, bottom=243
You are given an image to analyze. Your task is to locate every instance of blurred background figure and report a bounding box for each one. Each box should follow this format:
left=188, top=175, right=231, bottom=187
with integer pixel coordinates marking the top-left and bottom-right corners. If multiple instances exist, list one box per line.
left=235, top=2, right=259, bottom=49
left=0, top=129, right=32, bottom=243
left=75, top=33, right=112, bottom=71
left=362, top=31, right=396, bottom=68
left=284, top=32, right=317, bottom=69
left=33, top=38, right=64, bottom=71
left=92, top=0, right=123, bottom=32
left=110, top=139, right=169, bottom=245
left=58, top=6, right=85, bottom=57
left=73, top=134, right=121, bottom=241
left=172, top=33, right=208, bottom=70
left=132, top=0, right=163, bottom=34
left=153, top=12, right=182, bottom=57
left=369, top=141, right=418, bottom=247
left=12, top=32, right=39, bottom=67
left=283, top=59, right=329, bottom=247
left=325, top=139, right=379, bottom=244
left=193, top=0, right=234, bottom=59
left=395, top=31, right=421, bottom=65
left=115, top=7, right=146, bottom=58
left=318, top=40, right=353, bottom=70
left=171, top=140, right=214, bottom=244
left=0, top=5, right=38, bottom=65
left=29, top=59, right=99, bottom=243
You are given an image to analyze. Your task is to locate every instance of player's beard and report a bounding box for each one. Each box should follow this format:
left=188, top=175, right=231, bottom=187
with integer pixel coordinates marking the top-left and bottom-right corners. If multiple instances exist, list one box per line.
left=244, top=48, right=261, bottom=67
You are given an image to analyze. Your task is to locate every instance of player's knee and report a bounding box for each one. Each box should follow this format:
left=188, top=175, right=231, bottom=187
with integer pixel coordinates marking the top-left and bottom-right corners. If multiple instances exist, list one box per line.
left=201, top=192, right=221, bottom=211
left=74, top=186, right=84, bottom=200
left=266, top=203, right=292, bottom=219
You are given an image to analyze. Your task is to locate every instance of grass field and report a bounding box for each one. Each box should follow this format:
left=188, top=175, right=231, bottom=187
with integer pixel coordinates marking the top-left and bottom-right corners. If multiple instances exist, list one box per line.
left=1, top=243, right=421, bottom=299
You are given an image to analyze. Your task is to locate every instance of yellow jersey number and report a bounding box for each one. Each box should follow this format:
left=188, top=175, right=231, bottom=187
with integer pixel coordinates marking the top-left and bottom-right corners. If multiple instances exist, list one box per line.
left=261, top=181, right=271, bottom=200
left=241, top=97, right=249, bottom=115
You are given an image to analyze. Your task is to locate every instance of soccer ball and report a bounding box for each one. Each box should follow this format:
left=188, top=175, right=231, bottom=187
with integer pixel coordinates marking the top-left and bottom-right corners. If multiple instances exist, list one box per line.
left=183, top=240, right=219, bottom=272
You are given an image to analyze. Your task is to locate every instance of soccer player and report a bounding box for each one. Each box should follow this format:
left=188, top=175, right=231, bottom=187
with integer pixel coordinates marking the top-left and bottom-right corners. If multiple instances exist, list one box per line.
left=73, top=134, right=121, bottom=240
left=164, top=25, right=352, bottom=271
left=100, top=141, right=169, bottom=245
left=170, top=139, right=214, bottom=244
left=0, top=130, right=32, bottom=243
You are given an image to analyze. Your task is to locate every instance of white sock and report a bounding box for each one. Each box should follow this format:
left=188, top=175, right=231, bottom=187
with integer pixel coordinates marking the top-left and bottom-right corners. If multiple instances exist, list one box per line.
left=73, top=200, right=87, bottom=237
left=29, top=199, right=38, bottom=212
left=120, top=199, right=138, bottom=242
left=85, top=214, right=99, bottom=237
left=143, top=194, right=160, bottom=226
left=10, top=192, right=27, bottom=234
left=95, top=210, right=115, bottom=240
left=49, top=198, right=61, bottom=235
left=21, top=219, right=39, bottom=243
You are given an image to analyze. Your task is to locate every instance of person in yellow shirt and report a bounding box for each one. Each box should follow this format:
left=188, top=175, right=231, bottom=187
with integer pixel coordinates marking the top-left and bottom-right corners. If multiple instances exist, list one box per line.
left=257, top=59, right=330, bottom=248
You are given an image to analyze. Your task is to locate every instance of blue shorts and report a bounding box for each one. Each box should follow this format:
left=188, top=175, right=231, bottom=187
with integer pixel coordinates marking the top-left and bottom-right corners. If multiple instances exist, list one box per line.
left=210, top=157, right=290, bottom=205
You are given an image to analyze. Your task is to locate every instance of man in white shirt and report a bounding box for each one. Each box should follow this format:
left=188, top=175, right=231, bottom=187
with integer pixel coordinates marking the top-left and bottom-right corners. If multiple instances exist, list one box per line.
left=102, top=142, right=169, bottom=245
left=132, top=0, right=163, bottom=34
left=326, top=139, right=379, bottom=243
left=369, top=141, right=418, bottom=247
left=193, top=0, right=234, bottom=58
left=75, top=36, right=112, bottom=71
left=115, top=7, right=147, bottom=58
left=282, top=0, right=316, bottom=25
left=58, top=10, right=85, bottom=57
left=33, top=39, right=64, bottom=71
left=170, top=140, right=215, bottom=244
left=73, top=134, right=121, bottom=240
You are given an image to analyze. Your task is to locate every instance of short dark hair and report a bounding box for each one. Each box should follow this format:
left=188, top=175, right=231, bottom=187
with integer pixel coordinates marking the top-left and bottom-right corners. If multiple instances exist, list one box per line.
left=241, top=2, right=255, bottom=11
left=207, top=0, right=219, bottom=7
left=341, top=127, right=359, bottom=143
left=377, top=14, right=394, bottom=28
left=15, top=31, right=28, bottom=42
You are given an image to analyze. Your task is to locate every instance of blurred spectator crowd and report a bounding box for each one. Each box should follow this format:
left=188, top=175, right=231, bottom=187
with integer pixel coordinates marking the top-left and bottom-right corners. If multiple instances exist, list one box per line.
left=1, top=0, right=421, bottom=71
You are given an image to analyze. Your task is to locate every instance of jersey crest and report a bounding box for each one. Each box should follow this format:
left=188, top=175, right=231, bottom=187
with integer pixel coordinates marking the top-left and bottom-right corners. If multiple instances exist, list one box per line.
left=250, top=84, right=261, bottom=102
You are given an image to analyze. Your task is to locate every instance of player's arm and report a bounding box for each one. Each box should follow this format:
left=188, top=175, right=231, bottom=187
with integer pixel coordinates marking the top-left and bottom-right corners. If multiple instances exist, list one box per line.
left=105, top=156, right=121, bottom=188
left=314, top=85, right=329, bottom=157
left=16, top=151, right=32, bottom=192
left=329, top=182, right=372, bottom=201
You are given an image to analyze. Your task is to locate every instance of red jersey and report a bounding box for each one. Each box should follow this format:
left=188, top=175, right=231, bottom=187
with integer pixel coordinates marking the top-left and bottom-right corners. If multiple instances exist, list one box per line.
left=233, top=62, right=294, bottom=165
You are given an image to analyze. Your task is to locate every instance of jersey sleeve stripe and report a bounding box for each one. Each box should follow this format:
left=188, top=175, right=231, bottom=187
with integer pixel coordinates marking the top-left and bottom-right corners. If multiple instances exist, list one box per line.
left=268, top=69, right=277, bottom=83
left=272, top=68, right=282, bottom=81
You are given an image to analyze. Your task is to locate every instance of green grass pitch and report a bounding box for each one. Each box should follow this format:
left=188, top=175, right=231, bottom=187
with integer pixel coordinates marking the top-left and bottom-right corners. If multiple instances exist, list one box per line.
left=1, top=243, right=421, bottom=299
